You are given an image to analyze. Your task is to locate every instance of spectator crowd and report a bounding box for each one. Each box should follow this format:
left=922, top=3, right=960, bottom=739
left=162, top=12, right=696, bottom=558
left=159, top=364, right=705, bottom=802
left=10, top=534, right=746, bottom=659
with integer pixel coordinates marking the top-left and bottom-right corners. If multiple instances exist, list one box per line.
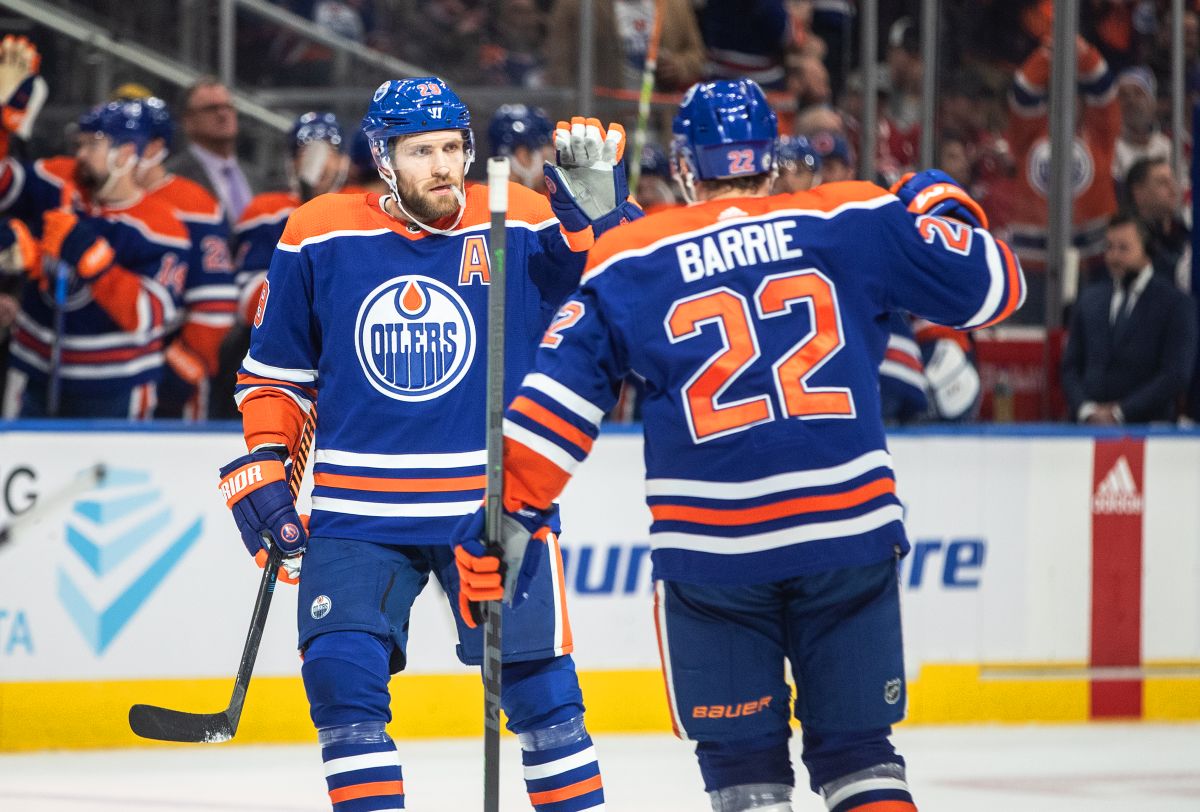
left=1, top=0, right=1198, bottom=424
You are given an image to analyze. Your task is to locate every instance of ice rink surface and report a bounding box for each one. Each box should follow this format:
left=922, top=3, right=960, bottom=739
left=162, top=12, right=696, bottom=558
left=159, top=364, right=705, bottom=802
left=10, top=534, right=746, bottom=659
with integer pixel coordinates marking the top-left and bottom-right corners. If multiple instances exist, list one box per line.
left=1, top=723, right=1197, bottom=811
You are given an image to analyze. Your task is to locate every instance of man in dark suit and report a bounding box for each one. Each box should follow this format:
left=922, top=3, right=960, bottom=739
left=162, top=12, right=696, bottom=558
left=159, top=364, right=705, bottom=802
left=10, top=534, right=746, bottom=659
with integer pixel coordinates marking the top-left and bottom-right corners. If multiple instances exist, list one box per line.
left=166, top=77, right=262, bottom=226
left=1062, top=213, right=1198, bottom=424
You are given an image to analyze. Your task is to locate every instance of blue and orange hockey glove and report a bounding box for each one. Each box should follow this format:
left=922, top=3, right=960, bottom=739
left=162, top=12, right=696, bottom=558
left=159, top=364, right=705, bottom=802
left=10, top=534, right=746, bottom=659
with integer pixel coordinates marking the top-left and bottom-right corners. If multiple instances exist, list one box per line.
left=889, top=169, right=989, bottom=230
left=451, top=504, right=552, bottom=628
left=40, top=209, right=116, bottom=282
left=0, top=35, right=47, bottom=156
left=219, top=448, right=308, bottom=584
left=544, top=117, right=643, bottom=251
left=0, top=218, right=38, bottom=278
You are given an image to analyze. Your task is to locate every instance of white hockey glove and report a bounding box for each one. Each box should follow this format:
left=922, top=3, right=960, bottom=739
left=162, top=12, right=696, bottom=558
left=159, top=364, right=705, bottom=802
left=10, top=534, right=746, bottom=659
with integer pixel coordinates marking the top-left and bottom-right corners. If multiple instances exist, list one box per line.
left=924, top=338, right=982, bottom=420
left=0, top=35, right=47, bottom=141
left=544, top=117, right=643, bottom=251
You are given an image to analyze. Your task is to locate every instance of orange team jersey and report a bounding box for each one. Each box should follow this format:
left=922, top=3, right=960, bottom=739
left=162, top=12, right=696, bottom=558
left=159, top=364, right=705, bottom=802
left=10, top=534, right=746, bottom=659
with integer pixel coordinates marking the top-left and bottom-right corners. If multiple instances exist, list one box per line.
left=232, top=184, right=585, bottom=546
left=1006, top=41, right=1120, bottom=270
left=233, top=191, right=299, bottom=324
left=144, top=173, right=237, bottom=377
left=9, top=189, right=190, bottom=396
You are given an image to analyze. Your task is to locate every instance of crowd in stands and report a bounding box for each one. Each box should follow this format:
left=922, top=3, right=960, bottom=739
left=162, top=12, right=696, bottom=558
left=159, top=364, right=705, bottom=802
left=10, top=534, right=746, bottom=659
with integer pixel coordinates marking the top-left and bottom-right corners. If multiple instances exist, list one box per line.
left=1, top=0, right=1198, bottom=424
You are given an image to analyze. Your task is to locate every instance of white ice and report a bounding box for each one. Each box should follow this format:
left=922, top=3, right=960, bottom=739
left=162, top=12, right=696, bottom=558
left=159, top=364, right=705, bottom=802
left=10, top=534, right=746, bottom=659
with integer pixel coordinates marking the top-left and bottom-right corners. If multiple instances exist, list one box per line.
left=1, top=724, right=1198, bottom=811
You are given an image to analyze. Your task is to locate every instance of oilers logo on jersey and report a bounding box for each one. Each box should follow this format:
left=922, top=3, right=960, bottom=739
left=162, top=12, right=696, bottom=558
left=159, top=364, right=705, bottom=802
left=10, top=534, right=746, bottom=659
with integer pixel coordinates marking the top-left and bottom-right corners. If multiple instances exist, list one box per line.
left=354, top=275, right=476, bottom=401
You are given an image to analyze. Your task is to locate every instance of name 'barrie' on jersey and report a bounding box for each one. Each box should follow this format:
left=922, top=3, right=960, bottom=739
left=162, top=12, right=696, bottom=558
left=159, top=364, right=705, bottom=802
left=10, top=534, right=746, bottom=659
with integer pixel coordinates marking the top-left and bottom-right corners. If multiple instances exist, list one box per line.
left=234, top=184, right=585, bottom=544
left=499, top=181, right=1025, bottom=585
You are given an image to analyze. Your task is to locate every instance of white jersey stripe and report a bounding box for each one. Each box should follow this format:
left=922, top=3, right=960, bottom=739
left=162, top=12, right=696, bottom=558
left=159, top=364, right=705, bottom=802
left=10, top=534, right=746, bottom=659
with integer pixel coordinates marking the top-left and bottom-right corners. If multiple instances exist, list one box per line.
left=823, top=776, right=910, bottom=808
left=650, top=504, right=904, bottom=555
left=311, top=496, right=479, bottom=518
left=323, top=750, right=402, bottom=777
left=503, top=419, right=580, bottom=475
left=15, top=312, right=168, bottom=348
left=654, top=581, right=684, bottom=737
left=234, top=384, right=313, bottom=415
left=10, top=343, right=164, bottom=378
left=879, top=360, right=927, bottom=390
left=963, top=229, right=1005, bottom=329
left=886, top=334, right=920, bottom=360
left=521, top=373, right=605, bottom=426
left=521, top=742, right=597, bottom=781
left=545, top=531, right=567, bottom=656
left=242, top=353, right=318, bottom=384
left=315, top=449, right=486, bottom=469
left=645, top=449, right=893, bottom=501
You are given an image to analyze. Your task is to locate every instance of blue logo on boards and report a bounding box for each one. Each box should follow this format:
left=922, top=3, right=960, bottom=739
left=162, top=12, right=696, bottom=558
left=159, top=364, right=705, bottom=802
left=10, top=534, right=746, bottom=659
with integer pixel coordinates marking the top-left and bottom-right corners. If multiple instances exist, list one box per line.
left=58, top=468, right=202, bottom=654
left=354, top=275, right=477, bottom=402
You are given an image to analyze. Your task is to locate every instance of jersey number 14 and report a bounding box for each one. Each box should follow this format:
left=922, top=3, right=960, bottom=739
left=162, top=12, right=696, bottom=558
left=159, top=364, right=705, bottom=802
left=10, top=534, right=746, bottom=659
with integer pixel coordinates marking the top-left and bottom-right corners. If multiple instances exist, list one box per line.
left=666, top=268, right=855, bottom=443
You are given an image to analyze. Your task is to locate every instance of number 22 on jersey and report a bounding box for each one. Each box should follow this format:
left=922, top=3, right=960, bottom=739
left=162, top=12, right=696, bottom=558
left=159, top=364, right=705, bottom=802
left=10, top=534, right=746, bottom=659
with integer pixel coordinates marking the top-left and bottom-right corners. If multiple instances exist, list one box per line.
left=665, top=268, right=855, bottom=443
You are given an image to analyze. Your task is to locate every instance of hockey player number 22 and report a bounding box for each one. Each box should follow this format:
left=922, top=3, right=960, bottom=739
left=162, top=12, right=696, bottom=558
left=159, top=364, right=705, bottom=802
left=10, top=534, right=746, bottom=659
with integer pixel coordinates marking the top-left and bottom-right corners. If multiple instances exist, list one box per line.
left=666, top=269, right=854, bottom=443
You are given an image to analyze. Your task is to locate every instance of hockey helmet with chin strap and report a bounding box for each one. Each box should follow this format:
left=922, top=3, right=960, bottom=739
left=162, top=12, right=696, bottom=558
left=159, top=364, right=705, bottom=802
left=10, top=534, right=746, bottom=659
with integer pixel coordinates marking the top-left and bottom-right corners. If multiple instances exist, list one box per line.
left=78, top=99, right=157, bottom=154
left=670, top=79, right=777, bottom=201
left=360, top=77, right=475, bottom=232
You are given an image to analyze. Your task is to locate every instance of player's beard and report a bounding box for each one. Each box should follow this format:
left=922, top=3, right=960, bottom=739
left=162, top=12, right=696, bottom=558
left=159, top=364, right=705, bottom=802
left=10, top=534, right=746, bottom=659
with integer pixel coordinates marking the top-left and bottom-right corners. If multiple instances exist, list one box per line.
left=72, top=161, right=104, bottom=197
left=394, top=172, right=464, bottom=223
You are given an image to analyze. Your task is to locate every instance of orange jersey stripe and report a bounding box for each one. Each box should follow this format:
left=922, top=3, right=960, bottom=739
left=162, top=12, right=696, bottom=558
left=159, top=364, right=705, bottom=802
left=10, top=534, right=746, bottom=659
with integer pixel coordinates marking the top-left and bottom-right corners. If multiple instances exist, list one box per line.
left=978, top=238, right=1023, bottom=329
left=509, top=396, right=595, bottom=455
left=649, top=478, right=896, bottom=527
left=884, top=348, right=923, bottom=373
left=502, top=437, right=571, bottom=513
left=846, top=802, right=916, bottom=812
left=313, top=473, right=485, bottom=493
left=328, top=780, right=405, bottom=804
left=586, top=180, right=889, bottom=275
left=239, top=388, right=307, bottom=453
left=549, top=531, right=574, bottom=653
left=527, top=774, right=603, bottom=806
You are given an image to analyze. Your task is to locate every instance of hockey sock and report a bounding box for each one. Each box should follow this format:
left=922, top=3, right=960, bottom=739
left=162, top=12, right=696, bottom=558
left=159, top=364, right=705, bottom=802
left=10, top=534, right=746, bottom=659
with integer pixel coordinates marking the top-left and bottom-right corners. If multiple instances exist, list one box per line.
left=708, top=783, right=794, bottom=811
left=319, top=721, right=405, bottom=811
left=518, top=714, right=605, bottom=811
left=819, top=763, right=915, bottom=812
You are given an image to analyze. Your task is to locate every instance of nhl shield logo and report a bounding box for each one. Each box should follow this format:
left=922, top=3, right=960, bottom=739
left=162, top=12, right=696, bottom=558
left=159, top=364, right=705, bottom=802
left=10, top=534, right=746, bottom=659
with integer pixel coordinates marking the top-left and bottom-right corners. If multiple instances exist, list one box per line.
left=884, top=678, right=902, bottom=705
left=354, top=275, right=476, bottom=402
left=311, top=595, right=332, bottom=620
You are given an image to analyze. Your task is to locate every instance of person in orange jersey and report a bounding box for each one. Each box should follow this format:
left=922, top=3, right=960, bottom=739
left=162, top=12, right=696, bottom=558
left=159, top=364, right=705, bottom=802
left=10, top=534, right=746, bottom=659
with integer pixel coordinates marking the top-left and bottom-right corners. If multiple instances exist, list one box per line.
left=0, top=100, right=189, bottom=418
left=218, top=77, right=640, bottom=812
left=455, top=80, right=1025, bottom=812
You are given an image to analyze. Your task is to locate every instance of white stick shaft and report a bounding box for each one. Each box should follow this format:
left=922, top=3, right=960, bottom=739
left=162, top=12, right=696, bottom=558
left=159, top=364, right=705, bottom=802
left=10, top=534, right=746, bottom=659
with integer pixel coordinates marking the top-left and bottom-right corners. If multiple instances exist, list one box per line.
left=488, top=157, right=510, bottom=214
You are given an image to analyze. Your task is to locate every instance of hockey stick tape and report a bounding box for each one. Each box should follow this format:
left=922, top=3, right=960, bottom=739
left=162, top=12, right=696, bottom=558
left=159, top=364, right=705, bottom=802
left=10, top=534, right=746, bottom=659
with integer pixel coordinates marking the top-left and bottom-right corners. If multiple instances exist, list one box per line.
left=488, top=157, right=510, bottom=213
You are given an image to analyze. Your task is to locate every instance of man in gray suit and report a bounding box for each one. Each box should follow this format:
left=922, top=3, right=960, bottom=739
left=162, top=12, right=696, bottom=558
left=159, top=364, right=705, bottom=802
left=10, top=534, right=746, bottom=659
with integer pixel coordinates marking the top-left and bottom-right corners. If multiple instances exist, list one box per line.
left=167, top=77, right=261, bottom=225
left=1062, top=213, right=1197, bottom=424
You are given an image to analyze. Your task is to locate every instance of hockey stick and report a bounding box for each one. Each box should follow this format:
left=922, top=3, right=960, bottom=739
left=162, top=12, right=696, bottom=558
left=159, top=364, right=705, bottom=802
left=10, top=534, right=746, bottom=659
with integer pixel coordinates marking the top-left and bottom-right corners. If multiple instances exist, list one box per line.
left=626, top=0, right=665, bottom=195
left=0, top=462, right=106, bottom=548
left=128, top=412, right=316, bottom=743
left=482, top=156, right=509, bottom=812
left=46, top=259, right=69, bottom=416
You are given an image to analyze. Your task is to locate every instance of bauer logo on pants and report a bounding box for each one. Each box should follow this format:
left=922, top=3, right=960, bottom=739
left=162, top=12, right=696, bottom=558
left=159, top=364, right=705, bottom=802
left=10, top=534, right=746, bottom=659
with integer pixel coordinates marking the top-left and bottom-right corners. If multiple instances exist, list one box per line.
left=354, top=275, right=476, bottom=402
left=311, top=595, right=332, bottom=620
left=885, top=678, right=902, bottom=704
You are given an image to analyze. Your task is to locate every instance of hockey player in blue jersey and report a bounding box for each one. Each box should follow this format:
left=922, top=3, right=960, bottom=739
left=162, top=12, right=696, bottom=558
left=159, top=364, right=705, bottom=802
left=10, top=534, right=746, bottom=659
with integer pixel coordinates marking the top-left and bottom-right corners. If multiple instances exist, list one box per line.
left=0, top=100, right=190, bottom=418
left=454, top=79, right=1024, bottom=811
left=217, top=77, right=639, bottom=811
left=488, top=104, right=555, bottom=194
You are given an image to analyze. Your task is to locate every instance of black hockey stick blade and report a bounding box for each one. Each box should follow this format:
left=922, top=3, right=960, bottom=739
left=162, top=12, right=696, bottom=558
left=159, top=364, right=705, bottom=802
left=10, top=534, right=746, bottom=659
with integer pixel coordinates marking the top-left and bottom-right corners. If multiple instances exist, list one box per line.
left=127, top=703, right=236, bottom=743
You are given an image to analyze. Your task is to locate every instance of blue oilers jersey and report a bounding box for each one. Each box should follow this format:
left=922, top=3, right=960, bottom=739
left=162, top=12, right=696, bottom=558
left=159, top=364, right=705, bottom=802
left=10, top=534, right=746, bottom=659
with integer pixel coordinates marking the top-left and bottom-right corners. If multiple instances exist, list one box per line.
left=9, top=192, right=189, bottom=395
left=235, top=187, right=585, bottom=545
left=500, top=181, right=1025, bottom=586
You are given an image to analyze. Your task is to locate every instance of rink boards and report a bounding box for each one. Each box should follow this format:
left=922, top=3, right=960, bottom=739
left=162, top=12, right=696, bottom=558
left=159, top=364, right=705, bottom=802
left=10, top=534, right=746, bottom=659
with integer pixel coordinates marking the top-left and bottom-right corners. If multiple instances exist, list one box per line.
left=0, top=423, right=1197, bottom=750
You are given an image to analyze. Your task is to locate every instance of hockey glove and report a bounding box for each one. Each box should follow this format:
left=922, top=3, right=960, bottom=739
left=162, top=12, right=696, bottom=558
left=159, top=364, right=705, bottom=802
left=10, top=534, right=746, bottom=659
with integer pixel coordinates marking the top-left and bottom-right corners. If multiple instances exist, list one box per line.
left=0, top=35, right=46, bottom=144
left=0, top=218, right=38, bottom=277
left=544, top=117, right=643, bottom=251
left=41, top=210, right=116, bottom=282
left=451, top=504, right=551, bottom=628
left=889, top=169, right=989, bottom=230
left=219, top=448, right=308, bottom=585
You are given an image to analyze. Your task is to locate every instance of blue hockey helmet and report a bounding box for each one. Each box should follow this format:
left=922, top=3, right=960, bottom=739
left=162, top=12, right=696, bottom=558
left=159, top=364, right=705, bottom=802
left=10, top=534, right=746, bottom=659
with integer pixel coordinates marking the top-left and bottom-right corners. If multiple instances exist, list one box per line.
left=360, top=77, right=474, bottom=168
left=776, top=134, right=820, bottom=174
left=144, top=97, right=174, bottom=151
left=78, top=99, right=156, bottom=154
left=487, top=104, right=552, bottom=157
left=639, top=142, right=671, bottom=179
left=290, top=111, right=344, bottom=156
left=671, top=80, right=778, bottom=184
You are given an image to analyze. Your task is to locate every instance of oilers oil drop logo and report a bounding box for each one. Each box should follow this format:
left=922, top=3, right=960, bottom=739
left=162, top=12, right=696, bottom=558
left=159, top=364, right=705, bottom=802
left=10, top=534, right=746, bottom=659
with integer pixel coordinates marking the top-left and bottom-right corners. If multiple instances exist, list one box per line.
left=355, top=275, right=475, bottom=402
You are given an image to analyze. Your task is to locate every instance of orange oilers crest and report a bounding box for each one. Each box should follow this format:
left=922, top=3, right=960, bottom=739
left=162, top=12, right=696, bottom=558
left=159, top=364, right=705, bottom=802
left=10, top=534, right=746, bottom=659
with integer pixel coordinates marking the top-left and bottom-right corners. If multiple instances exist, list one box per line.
left=399, top=279, right=427, bottom=314
left=458, top=235, right=491, bottom=285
